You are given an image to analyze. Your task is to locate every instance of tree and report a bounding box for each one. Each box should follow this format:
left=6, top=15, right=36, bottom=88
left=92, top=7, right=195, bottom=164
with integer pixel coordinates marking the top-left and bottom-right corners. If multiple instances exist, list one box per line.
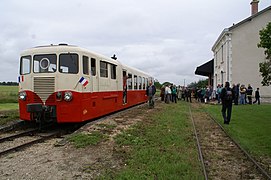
left=187, top=79, right=208, bottom=89
left=258, top=22, right=271, bottom=86
left=154, top=80, right=162, bottom=89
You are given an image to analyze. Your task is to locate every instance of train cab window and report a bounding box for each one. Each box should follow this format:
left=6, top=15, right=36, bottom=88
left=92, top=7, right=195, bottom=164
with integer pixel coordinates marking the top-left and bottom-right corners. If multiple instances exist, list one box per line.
left=134, top=75, right=138, bottom=90
left=59, top=53, right=78, bottom=74
left=128, top=73, right=132, bottom=90
left=100, top=61, right=108, bottom=78
left=33, top=54, right=57, bottom=73
left=138, top=76, right=142, bottom=89
left=20, top=55, right=31, bottom=75
left=83, top=56, right=89, bottom=75
left=143, top=77, right=146, bottom=89
left=110, top=64, right=117, bottom=79
left=91, top=58, right=96, bottom=76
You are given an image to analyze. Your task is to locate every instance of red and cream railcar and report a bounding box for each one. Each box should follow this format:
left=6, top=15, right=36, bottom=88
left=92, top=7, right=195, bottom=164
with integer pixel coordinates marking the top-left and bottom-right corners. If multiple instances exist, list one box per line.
left=18, top=44, right=153, bottom=123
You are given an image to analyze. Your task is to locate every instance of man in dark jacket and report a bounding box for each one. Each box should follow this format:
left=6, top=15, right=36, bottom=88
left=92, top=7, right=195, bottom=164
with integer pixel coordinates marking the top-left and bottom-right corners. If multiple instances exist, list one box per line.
left=253, top=88, right=260, bottom=105
left=233, top=83, right=240, bottom=105
left=247, top=84, right=253, bottom=104
left=220, top=82, right=235, bottom=124
left=146, top=81, right=156, bottom=108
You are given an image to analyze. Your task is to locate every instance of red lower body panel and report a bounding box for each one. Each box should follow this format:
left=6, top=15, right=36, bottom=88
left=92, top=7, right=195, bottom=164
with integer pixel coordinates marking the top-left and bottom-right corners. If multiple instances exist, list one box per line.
left=19, top=90, right=147, bottom=123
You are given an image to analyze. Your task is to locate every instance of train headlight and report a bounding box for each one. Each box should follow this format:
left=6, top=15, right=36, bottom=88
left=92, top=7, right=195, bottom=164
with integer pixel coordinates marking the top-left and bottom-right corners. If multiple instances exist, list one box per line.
left=64, top=91, right=73, bottom=102
left=56, top=91, right=62, bottom=100
left=19, top=91, right=27, bottom=101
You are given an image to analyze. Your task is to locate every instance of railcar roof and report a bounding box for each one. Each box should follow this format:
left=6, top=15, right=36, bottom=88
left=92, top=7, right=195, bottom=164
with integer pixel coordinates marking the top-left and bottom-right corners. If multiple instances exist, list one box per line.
left=21, top=44, right=153, bottom=78
left=21, top=44, right=120, bottom=64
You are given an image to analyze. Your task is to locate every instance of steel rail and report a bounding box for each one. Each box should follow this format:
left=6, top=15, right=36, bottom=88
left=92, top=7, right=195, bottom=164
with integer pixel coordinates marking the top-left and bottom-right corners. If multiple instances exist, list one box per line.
left=0, top=120, right=25, bottom=132
left=0, top=131, right=60, bottom=157
left=0, top=129, right=39, bottom=143
left=188, top=105, right=208, bottom=180
left=204, top=106, right=271, bottom=180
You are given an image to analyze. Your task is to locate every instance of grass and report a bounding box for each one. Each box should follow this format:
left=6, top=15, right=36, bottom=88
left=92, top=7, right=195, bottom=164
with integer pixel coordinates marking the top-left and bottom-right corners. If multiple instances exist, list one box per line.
left=0, top=85, right=18, bottom=103
left=0, top=103, right=18, bottom=111
left=0, top=86, right=20, bottom=125
left=68, top=131, right=106, bottom=148
left=203, top=103, right=271, bottom=158
left=0, top=110, right=19, bottom=125
left=102, top=102, right=203, bottom=179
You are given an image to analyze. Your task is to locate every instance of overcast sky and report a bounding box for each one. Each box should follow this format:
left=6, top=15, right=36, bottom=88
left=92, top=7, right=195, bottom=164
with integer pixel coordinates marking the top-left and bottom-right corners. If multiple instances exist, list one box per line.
left=0, top=0, right=270, bottom=85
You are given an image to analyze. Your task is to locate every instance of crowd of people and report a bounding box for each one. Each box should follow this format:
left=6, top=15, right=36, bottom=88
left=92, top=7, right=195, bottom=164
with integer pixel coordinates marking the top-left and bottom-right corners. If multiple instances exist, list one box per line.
left=146, top=81, right=261, bottom=125
left=215, top=83, right=260, bottom=105
left=215, top=81, right=261, bottom=125
left=159, top=84, right=193, bottom=104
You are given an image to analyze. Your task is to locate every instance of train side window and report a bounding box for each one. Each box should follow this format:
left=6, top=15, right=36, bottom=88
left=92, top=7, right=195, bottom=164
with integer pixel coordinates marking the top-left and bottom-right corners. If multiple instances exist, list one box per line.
left=128, top=73, right=132, bottom=90
left=83, top=56, right=89, bottom=75
left=138, top=76, right=142, bottom=89
left=20, top=55, right=31, bottom=75
left=110, top=64, right=117, bottom=79
left=143, top=77, right=146, bottom=89
left=134, top=75, right=138, bottom=90
left=59, top=53, right=78, bottom=74
left=91, top=58, right=96, bottom=76
left=100, top=61, right=108, bottom=78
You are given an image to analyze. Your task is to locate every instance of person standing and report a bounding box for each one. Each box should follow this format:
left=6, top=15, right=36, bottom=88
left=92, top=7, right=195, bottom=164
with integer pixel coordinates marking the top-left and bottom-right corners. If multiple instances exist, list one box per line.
left=220, top=82, right=234, bottom=124
left=247, top=84, right=253, bottom=104
left=146, top=81, right=156, bottom=108
left=239, top=85, right=246, bottom=105
left=122, top=74, right=128, bottom=104
left=160, top=85, right=165, bottom=102
left=233, top=83, right=240, bottom=105
left=171, top=85, right=177, bottom=103
left=185, top=88, right=192, bottom=103
left=253, top=88, right=260, bottom=105
left=177, top=85, right=182, bottom=100
left=165, top=84, right=171, bottom=104
left=216, top=84, right=222, bottom=104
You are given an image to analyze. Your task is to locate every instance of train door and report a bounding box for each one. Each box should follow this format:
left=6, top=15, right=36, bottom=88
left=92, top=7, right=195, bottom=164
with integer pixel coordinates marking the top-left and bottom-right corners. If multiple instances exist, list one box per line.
left=122, top=70, right=128, bottom=104
left=82, top=56, right=90, bottom=92
left=90, top=57, right=97, bottom=92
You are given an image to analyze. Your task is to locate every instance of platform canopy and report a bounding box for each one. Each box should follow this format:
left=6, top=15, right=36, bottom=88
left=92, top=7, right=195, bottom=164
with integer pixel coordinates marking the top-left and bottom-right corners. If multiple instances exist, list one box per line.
left=195, top=59, right=214, bottom=77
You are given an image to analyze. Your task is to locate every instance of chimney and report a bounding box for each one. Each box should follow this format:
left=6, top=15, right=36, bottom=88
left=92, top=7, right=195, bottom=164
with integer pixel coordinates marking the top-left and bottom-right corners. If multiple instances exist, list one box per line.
left=250, top=0, right=259, bottom=15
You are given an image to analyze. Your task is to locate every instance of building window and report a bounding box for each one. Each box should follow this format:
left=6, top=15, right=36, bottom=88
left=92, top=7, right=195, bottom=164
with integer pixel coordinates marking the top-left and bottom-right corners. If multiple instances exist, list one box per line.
left=221, top=45, right=224, bottom=63
left=221, top=71, right=224, bottom=85
left=215, top=52, right=218, bottom=67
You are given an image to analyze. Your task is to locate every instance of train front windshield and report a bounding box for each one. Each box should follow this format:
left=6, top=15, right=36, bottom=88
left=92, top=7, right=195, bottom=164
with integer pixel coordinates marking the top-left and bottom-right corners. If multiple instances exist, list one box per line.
left=20, top=53, right=79, bottom=75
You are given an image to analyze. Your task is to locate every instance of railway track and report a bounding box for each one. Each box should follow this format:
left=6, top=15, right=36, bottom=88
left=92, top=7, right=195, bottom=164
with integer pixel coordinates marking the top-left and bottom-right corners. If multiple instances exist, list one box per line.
left=0, top=120, right=32, bottom=133
left=0, top=128, right=39, bottom=143
left=0, top=129, right=62, bottom=157
left=189, top=105, right=208, bottom=180
left=0, top=102, right=147, bottom=158
left=189, top=103, right=271, bottom=180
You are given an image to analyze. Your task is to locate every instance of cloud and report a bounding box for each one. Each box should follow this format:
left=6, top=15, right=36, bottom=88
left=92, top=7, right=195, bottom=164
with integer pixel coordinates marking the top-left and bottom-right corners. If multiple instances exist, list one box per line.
left=0, top=0, right=270, bottom=85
